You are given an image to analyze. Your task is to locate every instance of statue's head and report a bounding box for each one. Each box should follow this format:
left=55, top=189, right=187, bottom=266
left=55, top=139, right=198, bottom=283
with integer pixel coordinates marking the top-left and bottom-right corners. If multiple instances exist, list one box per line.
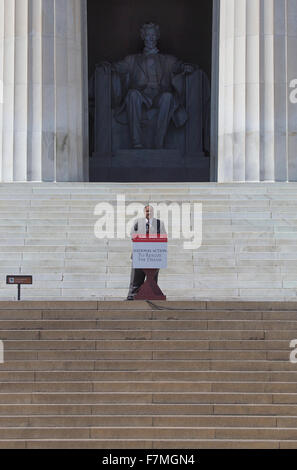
left=140, top=23, right=160, bottom=50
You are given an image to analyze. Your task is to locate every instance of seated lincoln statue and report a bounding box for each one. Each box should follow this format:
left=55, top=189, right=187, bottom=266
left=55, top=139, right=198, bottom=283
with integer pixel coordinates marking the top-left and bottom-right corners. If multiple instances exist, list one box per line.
left=110, top=22, right=195, bottom=149
left=90, top=22, right=210, bottom=163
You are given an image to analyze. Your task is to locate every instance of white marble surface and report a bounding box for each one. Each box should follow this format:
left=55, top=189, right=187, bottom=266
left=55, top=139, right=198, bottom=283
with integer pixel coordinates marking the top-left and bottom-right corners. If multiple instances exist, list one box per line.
left=0, top=0, right=88, bottom=183
left=0, top=182, right=296, bottom=301
left=217, top=0, right=297, bottom=182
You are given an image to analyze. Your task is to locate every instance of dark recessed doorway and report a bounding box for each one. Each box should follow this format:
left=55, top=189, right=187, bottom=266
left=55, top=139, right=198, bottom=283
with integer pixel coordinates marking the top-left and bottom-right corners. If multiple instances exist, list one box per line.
left=87, top=0, right=213, bottom=182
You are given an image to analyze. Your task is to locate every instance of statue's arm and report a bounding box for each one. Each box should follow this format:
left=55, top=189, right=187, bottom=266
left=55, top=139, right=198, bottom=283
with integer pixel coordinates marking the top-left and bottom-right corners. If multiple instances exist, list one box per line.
left=96, top=57, right=131, bottom=75
left=111, top=57, right=132, bottom=107
left=111, top=57, right=131, bottom=75
left=170, top=58, right=183, bottom=75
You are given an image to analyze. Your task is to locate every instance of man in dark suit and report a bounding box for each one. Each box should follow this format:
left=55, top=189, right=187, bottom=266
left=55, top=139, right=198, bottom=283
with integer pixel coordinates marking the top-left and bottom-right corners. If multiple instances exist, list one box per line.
left=127, top=205, right=167, bottom=300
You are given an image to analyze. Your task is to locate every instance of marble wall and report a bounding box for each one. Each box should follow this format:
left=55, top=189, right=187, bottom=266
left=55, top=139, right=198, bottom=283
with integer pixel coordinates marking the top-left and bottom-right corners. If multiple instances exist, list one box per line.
left=217, top=0, right=297, bottom=182
left=0, top=0, right=88, bottom=182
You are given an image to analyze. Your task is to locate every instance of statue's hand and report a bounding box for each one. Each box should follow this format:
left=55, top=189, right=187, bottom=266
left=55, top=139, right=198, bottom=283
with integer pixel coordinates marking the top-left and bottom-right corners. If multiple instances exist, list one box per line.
left=183, top=64, right=195, bottom=74
left=98, top=61, right=112, bottom=73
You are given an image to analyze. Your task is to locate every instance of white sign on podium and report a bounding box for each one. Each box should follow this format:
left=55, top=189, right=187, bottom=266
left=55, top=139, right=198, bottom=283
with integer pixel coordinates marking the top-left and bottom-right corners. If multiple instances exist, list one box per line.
left=132, top=235, right=168, bottom=269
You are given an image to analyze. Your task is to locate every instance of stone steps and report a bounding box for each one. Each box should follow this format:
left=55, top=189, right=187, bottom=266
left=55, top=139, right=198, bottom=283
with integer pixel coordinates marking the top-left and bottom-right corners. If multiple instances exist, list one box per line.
left=0, top=332, right=295, bottom=341
left=0, top=381, right=296, bottom=393
left=0, top=361, right=296, bottom=372
left=2, top=403, right=297, bottom=416
left=0, top=415, right=291, bottom=427
left=2, top=370, right=297, bottom=381
left=0, top=320, right=297, bottom=328
left=0, top=300, right=296, bottom=448
left=0, top=352, right=293, bottom=361
left=1, top=310, right=297, bottom=320
left=1, top=426, right=297, bottom=440
left=1, top=392, right=297, bottom=404
left=0, top=439, right=289, bottom=449
left=0, top=339, right=295, bottom=348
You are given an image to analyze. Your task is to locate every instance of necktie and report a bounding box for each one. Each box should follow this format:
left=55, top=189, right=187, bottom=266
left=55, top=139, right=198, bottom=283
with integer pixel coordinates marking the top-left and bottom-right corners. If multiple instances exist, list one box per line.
left=146, top=221, right=150, bottom=235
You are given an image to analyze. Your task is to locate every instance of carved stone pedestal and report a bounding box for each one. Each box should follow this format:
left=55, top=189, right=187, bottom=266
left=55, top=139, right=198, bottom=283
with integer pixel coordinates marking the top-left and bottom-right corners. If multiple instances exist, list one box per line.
left=90, top=149, right=210, bottom=182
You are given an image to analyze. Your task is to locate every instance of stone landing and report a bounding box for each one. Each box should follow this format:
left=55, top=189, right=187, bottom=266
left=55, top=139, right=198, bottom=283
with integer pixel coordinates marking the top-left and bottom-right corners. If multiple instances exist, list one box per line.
left=0, top=182, right=297, bottom=301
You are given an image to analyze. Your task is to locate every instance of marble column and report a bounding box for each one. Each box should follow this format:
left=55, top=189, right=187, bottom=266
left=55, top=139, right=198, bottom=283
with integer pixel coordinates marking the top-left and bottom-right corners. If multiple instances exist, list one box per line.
left=0, top=0, right=88, bottom=182
left=217, top=0, right=297, bottom=182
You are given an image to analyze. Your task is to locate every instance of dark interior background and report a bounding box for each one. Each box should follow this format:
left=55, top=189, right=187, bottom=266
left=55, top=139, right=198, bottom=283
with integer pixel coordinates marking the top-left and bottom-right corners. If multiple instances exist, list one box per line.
left=87, top=0, right=213, bottom=81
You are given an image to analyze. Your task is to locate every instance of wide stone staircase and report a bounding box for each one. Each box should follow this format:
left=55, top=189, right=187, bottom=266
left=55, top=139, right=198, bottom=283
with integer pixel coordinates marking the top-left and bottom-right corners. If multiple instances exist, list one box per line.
left=0, top=300, right=297, bottom=449
left=2, top=182, right=297, bottom=301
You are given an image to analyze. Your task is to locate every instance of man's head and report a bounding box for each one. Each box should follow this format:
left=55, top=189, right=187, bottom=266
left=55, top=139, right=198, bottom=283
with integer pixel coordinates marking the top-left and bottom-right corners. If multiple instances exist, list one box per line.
left=144, top=204, right=154, bottom=220
left=140, top=23, right=160, bottom=50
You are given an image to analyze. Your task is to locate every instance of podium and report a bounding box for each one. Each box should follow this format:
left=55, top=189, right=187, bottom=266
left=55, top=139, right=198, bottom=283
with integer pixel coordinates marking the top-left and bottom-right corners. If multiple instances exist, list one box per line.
left=132, top=234, right=167, bottom=300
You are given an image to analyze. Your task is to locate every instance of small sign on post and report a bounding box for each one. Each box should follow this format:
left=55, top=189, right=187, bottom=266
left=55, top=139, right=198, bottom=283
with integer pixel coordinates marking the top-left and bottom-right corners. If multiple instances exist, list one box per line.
left=132, top=235, right=167, bottom=300
left=6, top=275, right=33, bottom=301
